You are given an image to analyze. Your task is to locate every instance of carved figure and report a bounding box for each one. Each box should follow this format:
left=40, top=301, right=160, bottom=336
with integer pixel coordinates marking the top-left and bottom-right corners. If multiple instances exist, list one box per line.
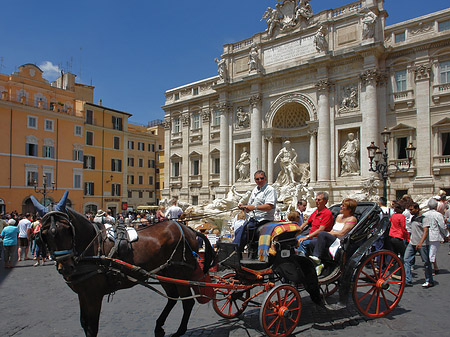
left=339, top=133, right=360, bottom=175
left=362, top=10, right=377, bottom=39
left=262, top=6, right=281, bottom=37
left=236, top=147, right=250, bottom=181
left=339, top=87, right=358, bottom=112
left=314, top=25, right=327, bottom=52
left=248, top=44, right=259, bottom=72
left=236, top=107, right=249, bottom=128
left=215, top=57, right=227, bottom=80
left=273, top=140, right=309, bottom=185
left=295, top=0, right=313, bottom=22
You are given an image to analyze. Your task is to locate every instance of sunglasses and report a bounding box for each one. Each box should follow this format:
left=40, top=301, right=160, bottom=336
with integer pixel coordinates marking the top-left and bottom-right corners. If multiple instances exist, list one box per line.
left=255, top=177, right=265, bottom=181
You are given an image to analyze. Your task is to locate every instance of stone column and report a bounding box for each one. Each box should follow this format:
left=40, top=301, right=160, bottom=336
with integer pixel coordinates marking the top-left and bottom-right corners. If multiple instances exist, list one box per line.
left=267, top=137, right=274, bottom=184
left=218, top=102, right=230, bottom=186
left=315, top=80, right=331, bottom=182
left=249, top=94, right=262, bottom=176
left=309, top=129, right=318, bottom=183
left=360, top=69, right=380, bottom=178
left=162, top=118, right=172, bottom=199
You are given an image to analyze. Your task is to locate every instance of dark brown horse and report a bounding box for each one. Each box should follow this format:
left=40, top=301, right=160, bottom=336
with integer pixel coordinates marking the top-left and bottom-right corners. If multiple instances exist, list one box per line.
left=32, top=193, right=214, bottom=337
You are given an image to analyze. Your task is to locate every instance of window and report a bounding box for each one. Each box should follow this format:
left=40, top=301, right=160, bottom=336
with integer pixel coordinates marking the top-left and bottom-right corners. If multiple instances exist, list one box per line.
left=43, top=172, right=53, bottom=186
left=111, top=159, right=122, bottom=172
left=26, top=171, right=38, bottom=186
left=397, top=137, right=408, bottom=159
left=159, top=144, right=162, bottom=150
left=83, top=155, right=95, bottom=169
left=192, top=196, right=199, bottom=205
left=127, top=175, right=135, bottom=184
left=74, top=125, right=83, bottom=136
left=28, top=116, right=37, bottom=129
left=156, top=168, right=160, bottom=174
left=73, top=149, right=83, bottom=161
left=26, top=143, right=38, bottom=157
left=172, top=162, right=180, bottom=177
left=138, top=158, right=144, bottom=168
left=128, top=140, right=134, bottom=150
left=192, top=159, right=200, bottom=175
left=193, top=87, right=199, bottom=95
left=86, top=110, right=93, bottom=124
left=113, top=136, right=120, bottom=150
left=44, top=119, right=54, bottom=131
left=173, top=118, right=180, bottom=133
left=84, top=182, right=94, bottom=196
left=175, top=93, right=180, bottom=100
left=128, top=190, right=132, bottom=198
left=149, top=144, right=155, bottom=152
left=395, top=70, right=407, bottom=92
left=394, top=32, right=405, bottom=43
left=43, top=145, right=55, bottom=158
left=138, top=142, right=145, bottom=151
left=74, top=173, right=82, bottom=189
left=148, top=160, right=155, bottom=168
left=438, top=19, right=450, bottom=32
left=440, top=60, right=450, bottom=84
left=149, top=191, right=154, bottom=199
left=112, top=116, right=123, bottom=131
left=442, top=133, right=450, bottom=156
left=139, top=191, right=143, bottom=198
left=192, top=113, right=200, bottom=130
left=112, top=183, right=121, bottom=196
left=149, top=176, right=154, bottom=185
left=213, top=110, right=220, bottom=126
left=128, top=157, right=134, bottom=167
left=86, top=131, right=94, bottom=145
left=213, top=157, right=220, bottom=174
left=138, top=176, right=143, bottom=185
left=156, top=181, right=160, bottom=189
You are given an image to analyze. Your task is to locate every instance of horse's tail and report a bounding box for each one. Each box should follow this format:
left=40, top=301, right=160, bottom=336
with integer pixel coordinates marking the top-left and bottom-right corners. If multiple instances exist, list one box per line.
left=196, top=231, right=216, bottom=274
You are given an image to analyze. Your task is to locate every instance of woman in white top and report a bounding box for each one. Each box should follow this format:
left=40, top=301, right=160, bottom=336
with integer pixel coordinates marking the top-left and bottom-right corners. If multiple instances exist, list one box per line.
left=309, top=198, right=358, bottom=274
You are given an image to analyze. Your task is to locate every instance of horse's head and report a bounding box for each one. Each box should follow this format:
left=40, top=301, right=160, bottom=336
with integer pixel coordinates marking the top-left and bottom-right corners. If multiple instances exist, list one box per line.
left=31, top=191, right=77, bottom=276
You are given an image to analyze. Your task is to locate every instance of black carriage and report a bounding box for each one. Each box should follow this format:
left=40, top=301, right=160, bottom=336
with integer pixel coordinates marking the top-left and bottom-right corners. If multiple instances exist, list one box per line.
left=213, top=201, right=405, bottom=337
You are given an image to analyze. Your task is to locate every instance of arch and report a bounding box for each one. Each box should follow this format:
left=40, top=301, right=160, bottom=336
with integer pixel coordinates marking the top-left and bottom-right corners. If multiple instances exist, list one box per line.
left=266, top=93, right=317, bottom=128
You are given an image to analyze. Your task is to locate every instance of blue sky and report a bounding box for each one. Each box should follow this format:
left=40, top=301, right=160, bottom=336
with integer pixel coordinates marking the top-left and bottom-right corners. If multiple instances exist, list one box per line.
left=1, top=1, right=447, bottom=124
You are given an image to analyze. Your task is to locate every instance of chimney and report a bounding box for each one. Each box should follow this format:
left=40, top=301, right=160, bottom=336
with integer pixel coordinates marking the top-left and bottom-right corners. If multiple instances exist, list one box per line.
left=98, top=99, right=102, bottom=106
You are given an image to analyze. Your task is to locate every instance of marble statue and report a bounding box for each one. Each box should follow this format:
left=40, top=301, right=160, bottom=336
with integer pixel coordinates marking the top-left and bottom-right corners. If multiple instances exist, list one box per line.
left=314, top=25, right=327, bottom=52
left=339, top=86, right=358, bottom=112
left=362, top=10, right=377, bottom=39
left=262, top=6, right=281, bottom=37
left=236, top=147, right=250, bottom=181
left=248, top=44, right=259, bottom=72
left=215, top=57, right=227, bottom=80
left=236, top=106, right=250, bottom=128
left=339, top=133, right=360, bottom=175
left=273, top=140, right=310, bottom=185
left=295, top=0, right=313, bottom=22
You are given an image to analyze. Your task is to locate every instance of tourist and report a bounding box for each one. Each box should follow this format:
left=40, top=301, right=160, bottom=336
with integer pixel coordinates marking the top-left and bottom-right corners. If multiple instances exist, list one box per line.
left=17, top=213, right=32, bottom=261
left=1, top=219, right=18, bottom=268
left=165, top=200, right=183, bottom=220
left=156, top=205, right=166, bottom=222
left=231, top=210, right=247, bottom=238
left=384, top=202, right=408, bottom=260
left=287, top=211, right=301, bottom=225
left=424, top=198, right=448, bottom=275
left=296, top=199, right=307, bottom=225
left=32, top=219, right=46, bottom=267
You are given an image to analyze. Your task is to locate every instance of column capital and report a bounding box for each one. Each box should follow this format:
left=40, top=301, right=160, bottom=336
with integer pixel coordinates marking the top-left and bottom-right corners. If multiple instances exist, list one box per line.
left=163, top=118, right=171, bottom=130
left=249, top=94, right=262, bottom=107
left=413, top=63, right=432, bottom=82
left=376, top=72, right=389, bottom=87
left=216, top=101, right=232, bottom=113
left=360, top=69, right=380, bottom=86
left=201, top=108, right=211, bottom=122
left=181, top=114, right=190, bottom=127
left=315, top=79, right=332, bottom=92
left=308, top=129, right=318, bottom=137
left=265, top=136, right=273, bottom=142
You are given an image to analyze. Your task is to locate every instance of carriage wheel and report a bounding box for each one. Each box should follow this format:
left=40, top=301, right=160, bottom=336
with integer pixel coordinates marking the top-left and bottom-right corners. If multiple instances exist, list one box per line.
left=353, top=250, right=405, bottom=318
left=212, top=273, right=250, bottom=319
left=260, top=284, right=301, bottom=337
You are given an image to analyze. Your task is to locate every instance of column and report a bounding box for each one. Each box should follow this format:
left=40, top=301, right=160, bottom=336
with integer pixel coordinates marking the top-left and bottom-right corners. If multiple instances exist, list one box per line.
left=249, top=94, right=262, bottom=176
left=360, top=69, right=380, bottom=178
left=267, top=137, right=274, bottom=184
left=162, top=118, right=171, bottom=199
left=315, top=80, right=331, bottom=182
left=309, top=129, right=317, bottom=183
left=218, top=102, right=230, bottom=186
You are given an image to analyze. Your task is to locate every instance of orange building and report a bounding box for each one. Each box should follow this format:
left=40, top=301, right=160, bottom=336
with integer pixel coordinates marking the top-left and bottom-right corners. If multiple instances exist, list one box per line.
left=0, top=64, right=93, bottom=213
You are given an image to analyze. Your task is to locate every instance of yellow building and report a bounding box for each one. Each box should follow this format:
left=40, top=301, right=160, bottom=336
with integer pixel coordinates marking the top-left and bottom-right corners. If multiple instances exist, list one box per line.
left=0, top=64, right=92, bottom=213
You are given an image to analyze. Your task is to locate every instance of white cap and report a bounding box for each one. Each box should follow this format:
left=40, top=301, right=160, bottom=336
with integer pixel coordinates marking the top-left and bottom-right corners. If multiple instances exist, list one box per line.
left=433, top=195, right=441, bottom=201
left=8, top=219, right=16, bottom=225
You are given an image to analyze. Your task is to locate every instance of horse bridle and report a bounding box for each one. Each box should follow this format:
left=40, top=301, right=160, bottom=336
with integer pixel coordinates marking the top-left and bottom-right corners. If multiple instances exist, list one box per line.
left=41, top=211, right=77, bottom=263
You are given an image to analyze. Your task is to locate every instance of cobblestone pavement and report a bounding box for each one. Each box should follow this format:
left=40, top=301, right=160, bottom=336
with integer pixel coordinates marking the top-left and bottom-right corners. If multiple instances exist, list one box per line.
left=2, top=244, right=450, bottom=336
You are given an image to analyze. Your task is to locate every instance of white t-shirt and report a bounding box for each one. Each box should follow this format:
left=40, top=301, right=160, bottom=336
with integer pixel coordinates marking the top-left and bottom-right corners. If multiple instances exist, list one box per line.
left=18, top=218, right=31, bottom=238
left=165, top=205, right=183, bottom=220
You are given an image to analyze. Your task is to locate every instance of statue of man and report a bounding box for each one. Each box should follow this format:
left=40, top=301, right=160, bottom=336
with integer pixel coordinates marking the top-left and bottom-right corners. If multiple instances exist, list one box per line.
left=236, top=147, right=250, bottom=181
left=274, top=140, right=299, bottom=185
left=248, top=44, right=259, bottom=72
left=339, top=133, right=360, bottom=175
left=362, top=10, right=377, bottom=39
left=215, top=57, right=227, bottom=80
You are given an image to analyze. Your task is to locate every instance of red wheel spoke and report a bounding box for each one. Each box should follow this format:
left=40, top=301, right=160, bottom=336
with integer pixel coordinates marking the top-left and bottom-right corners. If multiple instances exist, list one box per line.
left=364, top=285, right=378, bottom=312
left=380, top=290, right=392, bottom=310
left=358, top=285, right=376, bottom=302
left=360, top=269, right=378, bottom=283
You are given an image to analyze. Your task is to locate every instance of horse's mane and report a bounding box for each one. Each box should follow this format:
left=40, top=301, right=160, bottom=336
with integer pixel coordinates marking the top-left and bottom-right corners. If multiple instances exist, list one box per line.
left=66, top=207, right=94, bottom=229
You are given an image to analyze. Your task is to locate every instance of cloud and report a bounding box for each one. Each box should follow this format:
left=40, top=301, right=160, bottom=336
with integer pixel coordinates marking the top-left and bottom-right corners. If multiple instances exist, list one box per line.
left=39, top=61, right=61, bottom=81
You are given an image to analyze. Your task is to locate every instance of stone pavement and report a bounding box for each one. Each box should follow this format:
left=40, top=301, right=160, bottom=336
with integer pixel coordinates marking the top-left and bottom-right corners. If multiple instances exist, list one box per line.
left=1, top=244, right=450, bottom=337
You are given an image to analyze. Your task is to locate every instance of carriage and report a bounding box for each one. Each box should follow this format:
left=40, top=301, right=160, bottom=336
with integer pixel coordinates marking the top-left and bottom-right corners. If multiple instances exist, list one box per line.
left=210, top=201, right=406, bottom=337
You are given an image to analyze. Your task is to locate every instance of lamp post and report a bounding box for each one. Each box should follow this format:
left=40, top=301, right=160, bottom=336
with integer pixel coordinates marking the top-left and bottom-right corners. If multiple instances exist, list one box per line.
left=33, top=174, right=56, bottom=207
left=367, top=128, right=416, bottom=200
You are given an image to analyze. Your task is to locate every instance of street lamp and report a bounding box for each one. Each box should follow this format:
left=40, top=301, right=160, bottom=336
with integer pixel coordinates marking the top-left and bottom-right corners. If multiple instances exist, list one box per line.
left=33, top=174, right=56, bottom=207
left=367, top=128, right=416, bottom=200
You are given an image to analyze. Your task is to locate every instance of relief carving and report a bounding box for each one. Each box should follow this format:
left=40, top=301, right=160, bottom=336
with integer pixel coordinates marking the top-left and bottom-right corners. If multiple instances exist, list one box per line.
left=338, top=85, right=358, bottom=112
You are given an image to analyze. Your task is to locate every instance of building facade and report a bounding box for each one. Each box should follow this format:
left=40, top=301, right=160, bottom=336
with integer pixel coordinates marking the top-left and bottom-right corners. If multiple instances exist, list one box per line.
left=162, top=0, right=450, bottom=204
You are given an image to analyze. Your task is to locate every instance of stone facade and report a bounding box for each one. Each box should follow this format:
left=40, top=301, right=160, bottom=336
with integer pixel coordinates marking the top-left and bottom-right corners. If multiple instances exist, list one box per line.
left=162, top=0, right=450, bottom=205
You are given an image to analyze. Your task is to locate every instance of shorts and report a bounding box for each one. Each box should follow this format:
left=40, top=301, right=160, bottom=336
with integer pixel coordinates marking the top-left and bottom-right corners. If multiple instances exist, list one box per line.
left=18, top=238, right=29, bottom=247
left=429, top=241, right=440, bottom=263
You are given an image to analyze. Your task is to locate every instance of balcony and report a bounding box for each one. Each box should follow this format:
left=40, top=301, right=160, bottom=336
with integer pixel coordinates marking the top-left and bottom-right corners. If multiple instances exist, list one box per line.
left=0, top=92, right=75, bottom=115
left=432, top=83, right=450, bottom=104
left=209, top=173, right=220, bottom=186
left=388, top=158, right=416, bottom=177
left=433, top=155, right=450, bottom=175
left=169, top=176, right=182, bottom=188
left=189, top=175, right=202, bottom=187
left=389, top=90, right=415, bottom=110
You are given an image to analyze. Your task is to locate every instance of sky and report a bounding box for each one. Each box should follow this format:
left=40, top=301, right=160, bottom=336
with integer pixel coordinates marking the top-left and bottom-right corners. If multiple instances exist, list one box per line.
left=1, top=0, right=448, bottom=124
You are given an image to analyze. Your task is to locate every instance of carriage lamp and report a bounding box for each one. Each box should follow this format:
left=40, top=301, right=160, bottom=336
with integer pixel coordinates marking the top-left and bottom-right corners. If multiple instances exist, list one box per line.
left=33, top=173, right=56, bottom=207
left=367, top=128, right=416, bottom=200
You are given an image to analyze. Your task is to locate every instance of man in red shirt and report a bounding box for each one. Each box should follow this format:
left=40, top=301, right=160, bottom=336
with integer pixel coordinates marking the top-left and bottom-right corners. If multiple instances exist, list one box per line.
left=296, top=191, right=333, bottom=254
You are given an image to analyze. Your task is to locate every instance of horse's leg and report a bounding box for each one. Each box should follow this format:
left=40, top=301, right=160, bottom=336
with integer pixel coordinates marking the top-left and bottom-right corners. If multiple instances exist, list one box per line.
left=78, top=293, right=103, bottom=337
left=172, top=285, right=195, bottom=337
left=155, top=284, right=178, bottom=337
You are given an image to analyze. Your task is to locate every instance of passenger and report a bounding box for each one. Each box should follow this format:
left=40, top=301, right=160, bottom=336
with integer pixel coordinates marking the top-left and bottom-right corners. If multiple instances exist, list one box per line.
left=231, top=210, right=247, bottom=238
left=296, top=199, right=307, bottom=225
left=287, top=211, right=301, bottom=225
left=296, top=191, right=333, bottom=254
left=385, top=202, right=409, bottom=260
left=309, top=198, right=357, bottom=275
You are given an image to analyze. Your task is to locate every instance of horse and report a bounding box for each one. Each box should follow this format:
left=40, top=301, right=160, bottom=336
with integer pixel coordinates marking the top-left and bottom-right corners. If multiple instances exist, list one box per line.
left=32, top=192, right=215, bottom=337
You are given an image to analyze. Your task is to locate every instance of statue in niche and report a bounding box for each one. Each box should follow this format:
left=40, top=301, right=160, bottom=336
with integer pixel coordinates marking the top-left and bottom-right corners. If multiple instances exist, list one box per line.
left=236, top=106, right=250, bottom=128
left=274, top=140, right=303, bottom=185
left=248, top=44, right=259, bottom=72
left=339, top=132, right=360, bottom=176
left=314, top=25, right=327, bottom=52
left=214, top=57, right=227, bottom=81
left=361, top=10, right=377, bottom=39
left=262, top=6, right=281, bottom=37
left=339, top=86, right=358, bottom=112
left=236, top=147, right=250, bottom=182
left=295, top=0, right=313, bottom=22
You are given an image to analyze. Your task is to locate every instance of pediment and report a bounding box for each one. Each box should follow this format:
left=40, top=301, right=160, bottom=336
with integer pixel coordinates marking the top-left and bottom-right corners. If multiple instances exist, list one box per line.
left=389, top=123, right=414, bottom=131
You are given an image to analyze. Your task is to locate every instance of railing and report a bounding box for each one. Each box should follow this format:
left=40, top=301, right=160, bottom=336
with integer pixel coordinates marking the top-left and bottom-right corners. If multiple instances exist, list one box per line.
left=434, top=155, right=450, bottom=165
left=332, top=1, right=362, bottom=18
left=432, top=83, right=450, bottom=103
left=0, top=92, right=75, bottom=115
left=390, top=90, right=415, bottom=109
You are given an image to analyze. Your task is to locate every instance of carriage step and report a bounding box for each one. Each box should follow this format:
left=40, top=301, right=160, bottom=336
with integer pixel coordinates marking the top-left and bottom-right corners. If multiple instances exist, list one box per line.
left=240, top=259, right=271, bottom=271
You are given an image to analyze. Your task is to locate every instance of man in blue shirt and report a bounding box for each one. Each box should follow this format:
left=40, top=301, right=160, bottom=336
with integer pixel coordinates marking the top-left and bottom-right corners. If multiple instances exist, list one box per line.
left=1, top=219, right=19, bottom=268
